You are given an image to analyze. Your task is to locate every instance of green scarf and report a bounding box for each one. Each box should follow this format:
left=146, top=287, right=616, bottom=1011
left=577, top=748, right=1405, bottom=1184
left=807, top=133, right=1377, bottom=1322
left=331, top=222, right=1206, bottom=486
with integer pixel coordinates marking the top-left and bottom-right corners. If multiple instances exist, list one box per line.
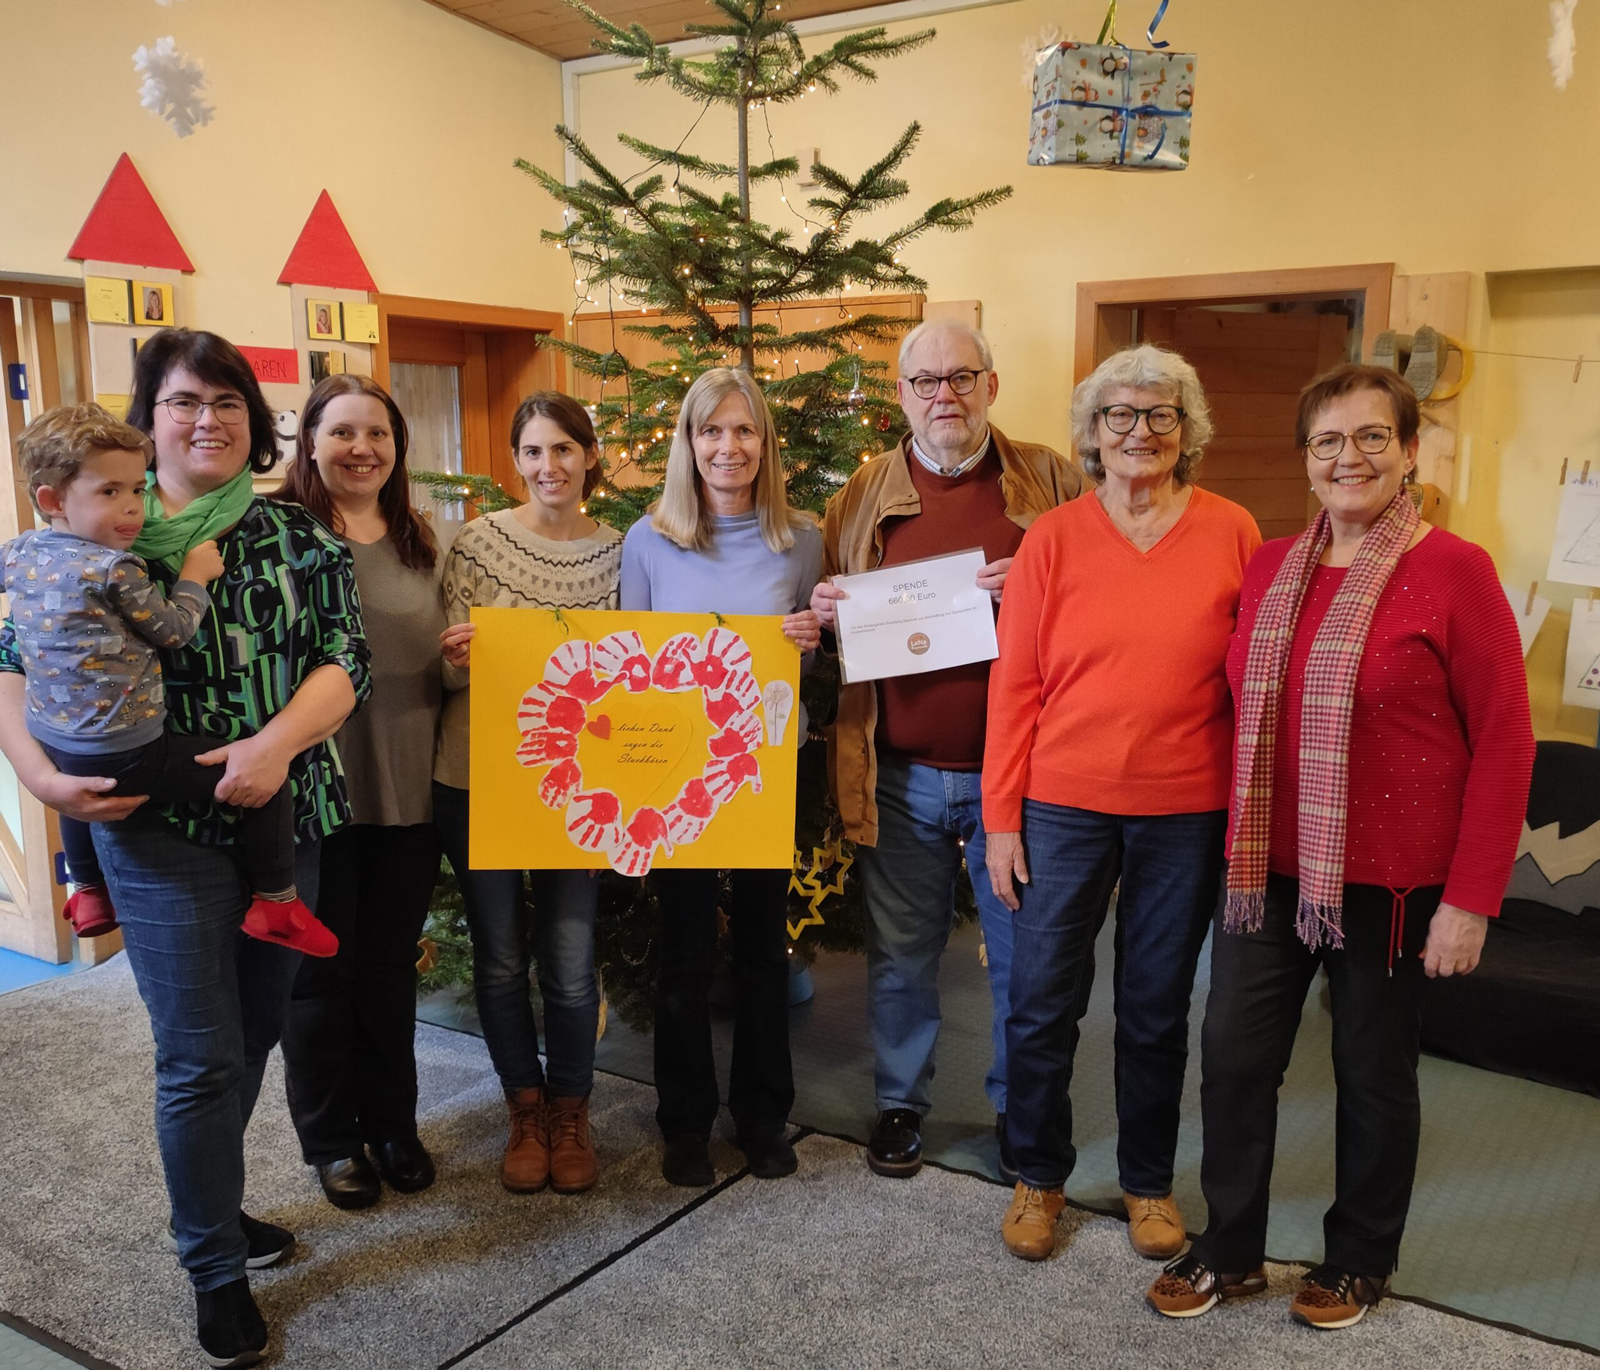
left=133, top=466, right=256, bottom=571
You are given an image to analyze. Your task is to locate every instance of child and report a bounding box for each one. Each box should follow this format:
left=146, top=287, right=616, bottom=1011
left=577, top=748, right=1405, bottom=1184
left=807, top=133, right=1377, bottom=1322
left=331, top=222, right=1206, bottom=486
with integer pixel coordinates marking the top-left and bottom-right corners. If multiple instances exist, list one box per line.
left=2, top=404, right=337, bottom=957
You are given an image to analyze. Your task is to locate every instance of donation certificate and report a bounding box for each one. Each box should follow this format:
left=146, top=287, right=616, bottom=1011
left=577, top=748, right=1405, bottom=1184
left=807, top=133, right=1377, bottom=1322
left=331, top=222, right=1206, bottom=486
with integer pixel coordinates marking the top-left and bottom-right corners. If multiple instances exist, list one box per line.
left=832, top=548, right=998, bottom=684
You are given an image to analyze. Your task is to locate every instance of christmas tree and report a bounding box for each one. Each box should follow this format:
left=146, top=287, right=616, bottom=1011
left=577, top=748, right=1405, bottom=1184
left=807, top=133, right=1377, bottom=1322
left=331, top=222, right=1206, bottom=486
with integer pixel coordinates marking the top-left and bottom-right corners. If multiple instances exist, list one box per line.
left=416, top=0, right=1006, bottom=1022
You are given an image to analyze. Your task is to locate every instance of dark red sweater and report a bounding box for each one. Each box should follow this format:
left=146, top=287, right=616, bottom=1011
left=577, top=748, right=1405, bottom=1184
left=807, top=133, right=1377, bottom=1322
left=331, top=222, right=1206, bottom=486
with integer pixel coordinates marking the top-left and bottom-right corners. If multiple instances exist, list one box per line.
left=1224, top=528, right=1534, bottom=917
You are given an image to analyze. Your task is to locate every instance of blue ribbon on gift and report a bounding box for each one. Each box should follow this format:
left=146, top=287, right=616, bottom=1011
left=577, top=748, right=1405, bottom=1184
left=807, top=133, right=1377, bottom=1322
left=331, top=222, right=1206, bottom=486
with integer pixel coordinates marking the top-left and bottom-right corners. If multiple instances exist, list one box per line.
left=1146, top=0, right=1171, bottom=48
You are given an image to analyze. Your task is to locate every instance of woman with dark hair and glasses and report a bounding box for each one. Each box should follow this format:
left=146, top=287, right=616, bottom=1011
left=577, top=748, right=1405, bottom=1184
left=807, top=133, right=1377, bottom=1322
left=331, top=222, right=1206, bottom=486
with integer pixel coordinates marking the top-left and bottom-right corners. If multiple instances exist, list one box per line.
left=274, top=375, right=446, bottom=1211
left=981, top=344, right=1261, bottom=1263
left=1148, top=365, right=1532, bottom=1329
left=0, top=330, right=369, bottom=1367
left=433, top=391, right=621, bottom=1198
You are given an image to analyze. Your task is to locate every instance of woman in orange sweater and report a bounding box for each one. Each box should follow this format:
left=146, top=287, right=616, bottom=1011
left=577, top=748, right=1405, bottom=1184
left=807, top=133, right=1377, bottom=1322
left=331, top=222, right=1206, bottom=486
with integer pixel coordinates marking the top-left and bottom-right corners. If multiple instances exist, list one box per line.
left=983, top=344, right=1260, bottom=1263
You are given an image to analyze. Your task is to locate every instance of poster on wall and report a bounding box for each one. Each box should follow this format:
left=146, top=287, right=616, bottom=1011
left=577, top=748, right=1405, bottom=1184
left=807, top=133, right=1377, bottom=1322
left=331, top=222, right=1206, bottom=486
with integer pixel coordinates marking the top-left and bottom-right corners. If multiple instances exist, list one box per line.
left=132, top=282, right=173, bottom=327
left=468, top=608, right=801, bottom=875
left=1563, top=598, right=1600, bottom=708
left=342, top=302, right=380, bottom=344
left=1502, top=581, right=1552, bottom=658
left=85, top=276, right=132, bottom=325
left=1546, top=473, right=1600, bottom=588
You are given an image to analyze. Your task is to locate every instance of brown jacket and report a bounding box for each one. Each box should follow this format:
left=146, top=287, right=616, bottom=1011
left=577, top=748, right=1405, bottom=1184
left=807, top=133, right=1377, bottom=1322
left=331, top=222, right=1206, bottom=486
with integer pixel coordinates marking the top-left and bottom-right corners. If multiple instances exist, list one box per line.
left=821, top=426, right=1083, bottom=845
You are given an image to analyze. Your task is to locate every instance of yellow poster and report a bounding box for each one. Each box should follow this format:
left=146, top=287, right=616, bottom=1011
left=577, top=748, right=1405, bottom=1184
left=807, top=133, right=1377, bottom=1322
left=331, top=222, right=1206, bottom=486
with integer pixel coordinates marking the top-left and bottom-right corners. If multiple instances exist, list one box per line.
left=85, top=276, right=132, bottom=324
left=469, top=608, right=801, bottom=875
left=342, top=302, right=380, bottom=345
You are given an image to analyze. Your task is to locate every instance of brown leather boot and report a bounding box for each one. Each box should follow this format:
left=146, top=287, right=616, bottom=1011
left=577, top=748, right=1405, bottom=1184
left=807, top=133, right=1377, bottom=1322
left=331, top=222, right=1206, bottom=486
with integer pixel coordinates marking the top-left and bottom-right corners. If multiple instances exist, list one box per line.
left=548, top=1094, right=598, bottom=1194
left=501, top=1087, right=549, bottom=1193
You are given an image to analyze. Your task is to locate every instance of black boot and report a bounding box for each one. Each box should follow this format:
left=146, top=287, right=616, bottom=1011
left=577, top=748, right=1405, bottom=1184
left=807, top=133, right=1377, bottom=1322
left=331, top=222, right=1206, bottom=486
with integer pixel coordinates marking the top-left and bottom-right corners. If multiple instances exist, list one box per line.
left=195, top=1277, right=267, bottom=1369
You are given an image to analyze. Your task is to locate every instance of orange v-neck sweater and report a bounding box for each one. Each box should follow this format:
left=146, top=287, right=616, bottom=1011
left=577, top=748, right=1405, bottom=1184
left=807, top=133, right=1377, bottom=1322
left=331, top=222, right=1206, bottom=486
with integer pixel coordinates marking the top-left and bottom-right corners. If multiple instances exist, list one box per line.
left=983, top=485, right=1261, bottom=828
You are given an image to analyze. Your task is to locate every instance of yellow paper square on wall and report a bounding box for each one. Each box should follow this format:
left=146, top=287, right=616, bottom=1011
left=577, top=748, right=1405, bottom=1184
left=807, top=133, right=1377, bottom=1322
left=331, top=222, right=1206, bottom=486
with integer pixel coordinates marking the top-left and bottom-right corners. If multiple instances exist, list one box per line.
left=468, top=608, right=801, bottom=875
left=342, top=302, right=380, bottom=345
left=85, top=277, right=132, bottom=325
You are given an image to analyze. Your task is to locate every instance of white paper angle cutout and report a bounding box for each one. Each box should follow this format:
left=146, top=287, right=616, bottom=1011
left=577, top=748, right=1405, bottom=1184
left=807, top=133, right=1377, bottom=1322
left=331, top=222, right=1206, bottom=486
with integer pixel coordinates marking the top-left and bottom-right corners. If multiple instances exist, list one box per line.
left=133, top=37, right=215, bottom=138
left=761, top=680, right=794, bottom=747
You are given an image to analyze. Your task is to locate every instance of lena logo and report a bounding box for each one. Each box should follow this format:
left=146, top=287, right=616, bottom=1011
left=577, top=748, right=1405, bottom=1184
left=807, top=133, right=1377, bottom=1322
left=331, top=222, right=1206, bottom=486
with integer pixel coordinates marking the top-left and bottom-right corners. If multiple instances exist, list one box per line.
left=907, top=632, right=931, bottom=655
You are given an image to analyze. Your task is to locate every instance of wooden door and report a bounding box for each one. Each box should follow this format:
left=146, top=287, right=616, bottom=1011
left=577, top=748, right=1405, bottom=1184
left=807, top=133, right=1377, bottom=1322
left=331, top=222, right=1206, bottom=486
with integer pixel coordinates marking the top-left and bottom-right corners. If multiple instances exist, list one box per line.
left=1141, top=307, right=1350, bottom=541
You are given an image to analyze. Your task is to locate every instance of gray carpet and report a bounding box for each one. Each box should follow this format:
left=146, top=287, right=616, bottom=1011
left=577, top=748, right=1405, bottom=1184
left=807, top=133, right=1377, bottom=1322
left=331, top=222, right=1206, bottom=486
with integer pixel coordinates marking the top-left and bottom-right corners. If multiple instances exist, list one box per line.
left=465, top=1134, right=1596, bottom=1370
left=1, top=958, right=1591, bottom=1369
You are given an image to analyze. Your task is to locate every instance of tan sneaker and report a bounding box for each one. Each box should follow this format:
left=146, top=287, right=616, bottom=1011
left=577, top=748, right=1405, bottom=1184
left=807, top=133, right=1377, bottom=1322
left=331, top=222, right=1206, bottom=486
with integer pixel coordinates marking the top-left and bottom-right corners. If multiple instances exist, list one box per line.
left=1147, top=1252, right=1269, bottom=1318
left=548, top=1094, right=598, bottom=1193
left=1124, top=1192, right=1186, bottom=1259
left=1002, top=1183, right=1065, bottom=1261
left=501, top=1087, right=549, bottom=1193
left=1289, top=1265, right=1387, bottom=1329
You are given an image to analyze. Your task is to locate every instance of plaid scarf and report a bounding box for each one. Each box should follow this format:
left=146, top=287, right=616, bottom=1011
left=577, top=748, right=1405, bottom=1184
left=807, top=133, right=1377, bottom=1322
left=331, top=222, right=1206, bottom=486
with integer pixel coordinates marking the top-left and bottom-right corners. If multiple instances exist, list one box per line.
left=1224, top=489, right=1420, bottom=948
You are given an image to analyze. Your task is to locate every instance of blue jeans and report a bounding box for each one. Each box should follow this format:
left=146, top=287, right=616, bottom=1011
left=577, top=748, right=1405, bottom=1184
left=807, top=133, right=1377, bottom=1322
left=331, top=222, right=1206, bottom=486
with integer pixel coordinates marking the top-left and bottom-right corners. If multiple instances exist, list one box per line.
left=856, top=753, right=1014, bottom=1116
left=433, top=783, right=599, bottom=1097
left=1006, top=800, right=1225, bottom=1194
left=92, top=814, right=318, bottom=1292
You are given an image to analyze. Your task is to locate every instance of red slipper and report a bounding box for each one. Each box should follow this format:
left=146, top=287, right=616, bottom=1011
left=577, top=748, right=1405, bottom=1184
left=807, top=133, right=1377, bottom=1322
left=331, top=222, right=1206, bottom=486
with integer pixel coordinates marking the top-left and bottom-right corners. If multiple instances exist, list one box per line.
left=241, top=896, right=339, bottom=958
left=63, top=886, right=119, bottom=938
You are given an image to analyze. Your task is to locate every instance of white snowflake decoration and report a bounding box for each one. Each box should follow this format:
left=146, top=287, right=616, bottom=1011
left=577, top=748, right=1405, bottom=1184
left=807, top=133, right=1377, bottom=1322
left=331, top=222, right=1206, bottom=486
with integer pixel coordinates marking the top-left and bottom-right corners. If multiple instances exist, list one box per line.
left=133, top=36, right=214, bottom=138
left=1550, top=0, right=1579, bottom=89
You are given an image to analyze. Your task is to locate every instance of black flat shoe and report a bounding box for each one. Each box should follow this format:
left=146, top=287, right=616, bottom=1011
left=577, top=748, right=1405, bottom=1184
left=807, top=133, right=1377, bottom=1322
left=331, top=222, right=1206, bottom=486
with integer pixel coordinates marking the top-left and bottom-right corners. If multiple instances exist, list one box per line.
left=195, top=1277, right=267, bottom=1369
left=372, top=1136, right=436, bottom=1193
left=996, top=1112, right=1019, bottom=1186
left=738, top=1131, right=798, bottom=1180
left=661, top=1137, right=714, bottom=1188
left=316, top=1155, right=381, bottom=1210
left=867, top=1107, right=923, bottom=1178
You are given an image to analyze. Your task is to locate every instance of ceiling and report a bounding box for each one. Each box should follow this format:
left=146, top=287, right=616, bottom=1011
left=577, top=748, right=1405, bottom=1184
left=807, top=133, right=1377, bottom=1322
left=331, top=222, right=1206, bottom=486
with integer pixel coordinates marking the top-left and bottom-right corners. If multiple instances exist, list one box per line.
left=424, top=0, right=884, bottom=62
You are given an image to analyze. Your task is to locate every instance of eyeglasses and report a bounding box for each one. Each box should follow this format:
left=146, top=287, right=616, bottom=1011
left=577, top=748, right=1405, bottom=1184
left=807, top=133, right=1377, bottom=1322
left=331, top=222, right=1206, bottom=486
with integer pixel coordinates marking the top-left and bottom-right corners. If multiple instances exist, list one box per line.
left=1304, top=425, right=1394, bottom=460
left=906, top=369, right=987, bottom=400
left=1099, top=404, right=1184, bottom=435
left=155, top=396, right=249, bottom=426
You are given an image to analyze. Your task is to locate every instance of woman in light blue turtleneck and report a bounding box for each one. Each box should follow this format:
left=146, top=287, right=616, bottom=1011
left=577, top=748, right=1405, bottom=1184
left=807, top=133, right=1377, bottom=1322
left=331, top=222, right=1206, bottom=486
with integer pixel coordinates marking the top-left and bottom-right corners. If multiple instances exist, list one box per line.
left=620, top=367, right=822, bottom=1189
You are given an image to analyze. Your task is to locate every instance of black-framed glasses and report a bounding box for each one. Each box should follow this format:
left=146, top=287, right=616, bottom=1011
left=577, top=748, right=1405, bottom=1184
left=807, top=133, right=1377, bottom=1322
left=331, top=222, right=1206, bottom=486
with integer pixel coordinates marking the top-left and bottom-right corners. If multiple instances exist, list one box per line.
left=1099, top=404, right=1184, bottom=435
left=906, top=368, right=987, bottom=400
left=1305, top=425, right=1394, bottom=460
left=155, top=396, right=249, bottom=426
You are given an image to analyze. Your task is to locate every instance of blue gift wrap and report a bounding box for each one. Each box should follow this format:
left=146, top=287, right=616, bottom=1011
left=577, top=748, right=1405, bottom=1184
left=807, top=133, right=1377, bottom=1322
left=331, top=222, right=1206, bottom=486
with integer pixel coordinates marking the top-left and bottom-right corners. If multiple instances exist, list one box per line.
left=1028, top=41, right=1195, bottom=170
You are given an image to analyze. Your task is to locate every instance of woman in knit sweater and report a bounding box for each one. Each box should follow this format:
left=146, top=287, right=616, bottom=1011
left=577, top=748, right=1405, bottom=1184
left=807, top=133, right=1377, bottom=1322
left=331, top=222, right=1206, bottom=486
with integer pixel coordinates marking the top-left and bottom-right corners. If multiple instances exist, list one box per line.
left=620, top=367, right=822, bottom=1189
left=434, top=392, right=622, bottom=1197
left=1147, top=365, right=1534, bottom=1329
left=982, top=344, right=1261, bottom=1264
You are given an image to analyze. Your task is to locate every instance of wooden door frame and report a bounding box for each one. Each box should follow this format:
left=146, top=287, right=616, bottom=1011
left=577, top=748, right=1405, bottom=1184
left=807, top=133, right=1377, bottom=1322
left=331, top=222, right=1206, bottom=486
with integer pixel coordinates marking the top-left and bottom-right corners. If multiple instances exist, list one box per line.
left=370, top=295, right=566, bottom=389
left=1074, top=263, right=1394, bottom=385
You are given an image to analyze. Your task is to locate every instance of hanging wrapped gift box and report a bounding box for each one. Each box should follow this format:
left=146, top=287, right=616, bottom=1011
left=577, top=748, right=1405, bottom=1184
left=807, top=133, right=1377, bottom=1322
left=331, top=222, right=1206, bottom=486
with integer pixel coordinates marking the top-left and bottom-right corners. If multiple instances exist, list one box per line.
left=1027, top=3, right=1194, bottom=170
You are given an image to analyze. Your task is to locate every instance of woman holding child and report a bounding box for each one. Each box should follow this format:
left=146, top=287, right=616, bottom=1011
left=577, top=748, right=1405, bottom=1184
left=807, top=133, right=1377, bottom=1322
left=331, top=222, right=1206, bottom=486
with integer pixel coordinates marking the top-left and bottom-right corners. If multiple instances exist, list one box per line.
left=0, top=330, right=368, bottom=1369
left=433, top=392, right=622, bottom=1198
left=276, top=375, right=446, bottom=1211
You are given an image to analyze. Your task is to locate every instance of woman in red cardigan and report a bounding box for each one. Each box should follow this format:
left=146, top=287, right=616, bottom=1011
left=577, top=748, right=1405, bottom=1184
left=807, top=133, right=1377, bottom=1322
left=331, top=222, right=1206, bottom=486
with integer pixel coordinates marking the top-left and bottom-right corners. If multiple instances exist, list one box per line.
left=1147, top=364, right=1534, bottom=1329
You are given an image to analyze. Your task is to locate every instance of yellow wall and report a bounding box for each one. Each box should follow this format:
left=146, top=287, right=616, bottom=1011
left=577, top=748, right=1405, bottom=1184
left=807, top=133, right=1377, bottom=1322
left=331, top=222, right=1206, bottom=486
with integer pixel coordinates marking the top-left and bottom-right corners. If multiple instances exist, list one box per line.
left=0, top=0, right=570, bottom=341
left=575, top=0, right=1600, bottom=737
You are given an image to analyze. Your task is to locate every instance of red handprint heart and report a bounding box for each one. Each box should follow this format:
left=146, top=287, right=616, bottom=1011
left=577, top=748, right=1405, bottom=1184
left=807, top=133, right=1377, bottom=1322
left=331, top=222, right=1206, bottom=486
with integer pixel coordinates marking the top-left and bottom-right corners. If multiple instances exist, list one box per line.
left=586, top=715, right=612, bottom=740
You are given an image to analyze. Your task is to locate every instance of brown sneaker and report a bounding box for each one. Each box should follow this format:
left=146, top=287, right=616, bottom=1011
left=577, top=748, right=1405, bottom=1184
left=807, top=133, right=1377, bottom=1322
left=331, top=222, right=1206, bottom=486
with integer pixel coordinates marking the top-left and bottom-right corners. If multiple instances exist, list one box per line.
left=1289, top=1264, right=1387, bottom=1329
left=501, top=1087, right=549, bottom=1193
left=1002, top=1183, right=1065, bottom=1261
left=548, top=1094, right=598, bottom=1193
left=1147, top=1252, right=1269, bottom=1318
left=1124, top=1191, right=1186, bottom=1259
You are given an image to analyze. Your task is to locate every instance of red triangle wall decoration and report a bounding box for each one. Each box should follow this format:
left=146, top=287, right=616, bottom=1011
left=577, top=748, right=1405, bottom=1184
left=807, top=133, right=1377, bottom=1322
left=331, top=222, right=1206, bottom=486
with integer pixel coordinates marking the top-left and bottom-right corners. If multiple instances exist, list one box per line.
left=277, top=191, right=377, bottom=292
left=67, top=154, right=194, bottom=272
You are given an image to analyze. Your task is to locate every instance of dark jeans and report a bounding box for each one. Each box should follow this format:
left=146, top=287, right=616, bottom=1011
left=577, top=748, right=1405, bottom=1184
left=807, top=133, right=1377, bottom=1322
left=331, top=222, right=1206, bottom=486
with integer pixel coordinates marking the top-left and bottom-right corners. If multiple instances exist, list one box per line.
left=652, top=867, right=793, bottom=1141
left=1005, top=800, right=1227, bottom=1194
left=433, top=783, right=600, bottom=1097
left=280, top=823, right=441, bottom=1165
left=1192, top=874, right=1440, bottom=1278
left=92, top=815, right=317, bottom=1291
left=45, top=733, right=295, bottom=895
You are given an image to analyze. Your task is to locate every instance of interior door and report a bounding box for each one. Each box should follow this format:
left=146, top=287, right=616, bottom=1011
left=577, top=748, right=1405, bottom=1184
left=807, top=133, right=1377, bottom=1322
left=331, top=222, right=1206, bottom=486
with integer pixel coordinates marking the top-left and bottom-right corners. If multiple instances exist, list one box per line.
left=1140, top=306, right=1351, bottom=541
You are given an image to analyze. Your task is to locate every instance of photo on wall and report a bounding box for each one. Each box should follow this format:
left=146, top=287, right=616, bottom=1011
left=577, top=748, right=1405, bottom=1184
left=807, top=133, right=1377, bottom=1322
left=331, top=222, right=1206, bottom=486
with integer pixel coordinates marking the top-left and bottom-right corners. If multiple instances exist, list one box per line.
left=133, top=282, right=173, bottom=327
left=308, top=349, right=347, bottom=385
left=307, top=300, right=343, bottom=341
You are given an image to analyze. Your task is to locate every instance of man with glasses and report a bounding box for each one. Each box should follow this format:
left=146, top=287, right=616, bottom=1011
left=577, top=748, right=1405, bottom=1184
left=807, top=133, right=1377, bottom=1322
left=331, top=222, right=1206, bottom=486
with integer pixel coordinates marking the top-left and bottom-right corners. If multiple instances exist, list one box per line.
left=811, top=319, right=1081, bottom=1178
